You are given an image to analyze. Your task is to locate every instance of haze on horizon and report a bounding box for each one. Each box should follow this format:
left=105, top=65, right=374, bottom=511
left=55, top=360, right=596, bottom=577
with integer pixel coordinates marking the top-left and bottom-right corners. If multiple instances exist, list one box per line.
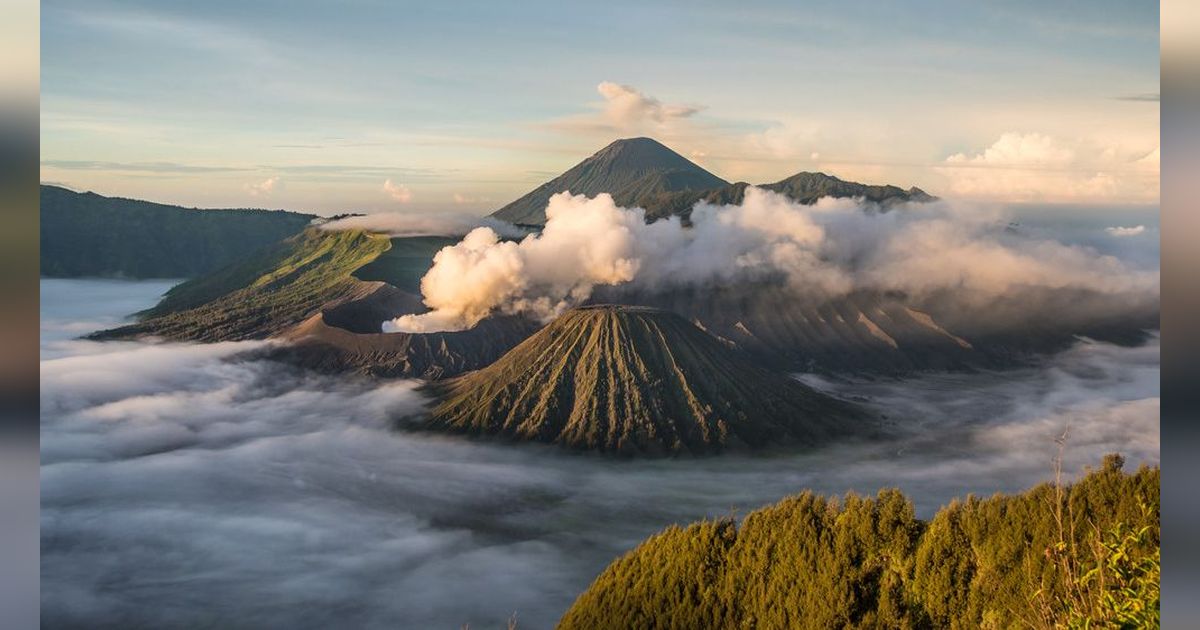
left=40, top=0, right=1159, bottom=214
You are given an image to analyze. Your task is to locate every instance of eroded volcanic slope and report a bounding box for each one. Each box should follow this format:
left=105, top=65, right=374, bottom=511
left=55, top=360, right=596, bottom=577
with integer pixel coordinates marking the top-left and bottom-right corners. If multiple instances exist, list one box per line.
left=422, top=305, right=866, bottom=456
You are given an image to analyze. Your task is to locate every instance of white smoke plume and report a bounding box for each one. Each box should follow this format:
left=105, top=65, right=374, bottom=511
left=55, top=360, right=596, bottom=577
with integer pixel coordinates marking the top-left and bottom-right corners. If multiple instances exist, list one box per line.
left=386, top=187, right=1158, bottom=333
left=383, top=193, right=683, bottom=332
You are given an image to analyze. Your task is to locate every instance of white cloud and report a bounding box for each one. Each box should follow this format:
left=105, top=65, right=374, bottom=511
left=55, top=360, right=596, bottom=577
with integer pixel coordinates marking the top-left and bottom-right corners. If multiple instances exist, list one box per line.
left=246, top=176, right=280, bottom=197
left=545, top=82, right=704, bottom=137
left=938, top=133, right=1159, bottom=202
left=1106, top=225, right=1147, bottom=237
left=596, top=81, right=701, bottom=127
left=452, top=192, right=491, bottom=204
left=382, top=179, right=412, bottom=203
left=945, top=132, right=1075, bottom=166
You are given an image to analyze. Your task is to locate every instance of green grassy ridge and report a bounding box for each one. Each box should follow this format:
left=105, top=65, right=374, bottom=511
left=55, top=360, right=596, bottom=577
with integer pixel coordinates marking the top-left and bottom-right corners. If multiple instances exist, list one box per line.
left=92, top=228, right=392, bottom=342
left=40, top=185, right=316, bottom=278
left=424, top=305, right=865, bottom=455
left=558, top=457, right=1159, bottom=629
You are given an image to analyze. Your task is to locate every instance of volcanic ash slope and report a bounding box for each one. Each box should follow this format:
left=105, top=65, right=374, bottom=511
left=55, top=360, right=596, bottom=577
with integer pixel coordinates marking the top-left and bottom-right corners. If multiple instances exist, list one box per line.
left=421, top=305, right=867, bottom=456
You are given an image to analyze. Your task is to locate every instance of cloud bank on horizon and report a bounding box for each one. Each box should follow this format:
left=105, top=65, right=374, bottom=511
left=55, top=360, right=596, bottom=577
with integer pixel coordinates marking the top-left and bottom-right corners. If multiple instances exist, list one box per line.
left=385, top=188, right=1158, bottom=333
left=319, top=211, right=528, bottom=238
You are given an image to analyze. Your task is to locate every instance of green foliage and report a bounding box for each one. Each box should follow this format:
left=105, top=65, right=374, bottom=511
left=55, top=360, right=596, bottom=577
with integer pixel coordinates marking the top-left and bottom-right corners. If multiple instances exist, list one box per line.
left=92, top=228, right=391, bottom=341
left=559, top=459, right=1159, bottom=629
left=40, top=185, right=315, bottom=278
left=1053, top=519, right=1159, bottom=629
left=1027, top=454, right=1160, bottom=629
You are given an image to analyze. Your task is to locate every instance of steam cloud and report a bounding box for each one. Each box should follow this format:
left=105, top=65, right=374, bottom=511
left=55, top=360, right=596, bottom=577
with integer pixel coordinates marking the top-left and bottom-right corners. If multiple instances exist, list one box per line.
left=387, top=187, right=1157, bottom=333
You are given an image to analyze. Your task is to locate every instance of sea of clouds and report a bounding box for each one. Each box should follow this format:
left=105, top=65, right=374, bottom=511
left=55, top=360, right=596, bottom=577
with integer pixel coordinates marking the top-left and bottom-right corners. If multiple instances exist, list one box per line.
left=40, top=279, right=1159, bottom=629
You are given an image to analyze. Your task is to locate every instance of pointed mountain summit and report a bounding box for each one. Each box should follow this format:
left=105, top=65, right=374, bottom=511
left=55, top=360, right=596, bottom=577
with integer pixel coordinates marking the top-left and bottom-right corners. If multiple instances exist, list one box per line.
left=419, top=305, right=866, bottom=456
left=490, top=137, right=728, bottom=225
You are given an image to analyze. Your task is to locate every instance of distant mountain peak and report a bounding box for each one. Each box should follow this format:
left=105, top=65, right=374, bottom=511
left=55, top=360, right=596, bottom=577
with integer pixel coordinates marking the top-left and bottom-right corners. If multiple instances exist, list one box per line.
left=490, top=137, right=728, bottom=225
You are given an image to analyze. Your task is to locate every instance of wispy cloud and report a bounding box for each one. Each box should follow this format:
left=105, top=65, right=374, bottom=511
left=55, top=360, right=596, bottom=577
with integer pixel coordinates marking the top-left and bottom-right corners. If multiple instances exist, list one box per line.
left=246, top=176, right=280, bottom=197
left=1114, top=93, right=1159, bottom=102
left=41, top=160, right=456, bottom=182
left=452, top=193, right=491, bottom=204
left=546, top=82, right=704, bottom=135
left=596, top=82, right=701, bottom=127
left=1106, top=225, right=1147, bottom=237
left=382, top=179, right=412, bottom=203
left=41, top=160, right=248, bottom=174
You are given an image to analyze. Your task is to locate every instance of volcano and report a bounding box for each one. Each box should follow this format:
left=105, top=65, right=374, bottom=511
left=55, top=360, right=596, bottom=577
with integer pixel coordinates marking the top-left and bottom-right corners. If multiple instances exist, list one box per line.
left=490, top=137, right=728, bottom=225
left=420, top=305, right=866, bottom=455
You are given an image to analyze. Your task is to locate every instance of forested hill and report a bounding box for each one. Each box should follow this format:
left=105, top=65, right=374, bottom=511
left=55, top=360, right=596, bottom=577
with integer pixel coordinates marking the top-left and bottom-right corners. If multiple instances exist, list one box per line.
left=559, top=455, right=1159, bottom=629
left=40, top=185, right=317, bottom=278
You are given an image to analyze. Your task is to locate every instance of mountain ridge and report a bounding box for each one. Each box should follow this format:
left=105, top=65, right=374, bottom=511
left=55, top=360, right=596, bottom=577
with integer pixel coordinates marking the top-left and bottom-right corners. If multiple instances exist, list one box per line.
left=40, top=184, right=317, bottom=278
left=490, top=138, right=936, bottom=226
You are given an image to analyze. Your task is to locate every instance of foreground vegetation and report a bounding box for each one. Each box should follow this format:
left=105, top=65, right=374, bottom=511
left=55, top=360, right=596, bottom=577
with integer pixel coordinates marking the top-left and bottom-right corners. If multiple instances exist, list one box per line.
left=559, top=455, right=1158, bottom=629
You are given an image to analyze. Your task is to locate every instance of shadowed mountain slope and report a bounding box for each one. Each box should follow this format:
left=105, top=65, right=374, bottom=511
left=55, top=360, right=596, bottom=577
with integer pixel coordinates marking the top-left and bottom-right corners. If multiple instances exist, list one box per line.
left=591, top=281, right=1156, bottom=374
left=40, top=184, right=316, bottom=278
left=275, top=302, right=540, bottom=379
left=490, top=137, right=728, bottom=225
left=639, top=171, right=936, bottom=222
left=422, top=305, right=866, bottom=455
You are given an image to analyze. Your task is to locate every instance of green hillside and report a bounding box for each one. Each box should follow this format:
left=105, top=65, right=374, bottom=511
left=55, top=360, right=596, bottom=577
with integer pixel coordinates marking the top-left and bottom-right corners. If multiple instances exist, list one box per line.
left=92, top=228, right=391, bottom=341
left=559, top=455, right=1159, bottom=629
left=423, top=305, right=866, bottom=455
left=40, top=185, right=317, bottom=278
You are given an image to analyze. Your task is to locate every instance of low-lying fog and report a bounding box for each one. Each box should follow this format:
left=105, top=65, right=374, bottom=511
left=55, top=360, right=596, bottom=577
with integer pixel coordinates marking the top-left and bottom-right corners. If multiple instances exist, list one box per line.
left=41, top=277, right=1159, bottom=629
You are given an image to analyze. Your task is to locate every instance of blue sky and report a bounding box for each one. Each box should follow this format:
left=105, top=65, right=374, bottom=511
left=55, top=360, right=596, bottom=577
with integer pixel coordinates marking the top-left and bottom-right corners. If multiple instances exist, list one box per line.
left=41, top=0, right=1160, bottom=214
